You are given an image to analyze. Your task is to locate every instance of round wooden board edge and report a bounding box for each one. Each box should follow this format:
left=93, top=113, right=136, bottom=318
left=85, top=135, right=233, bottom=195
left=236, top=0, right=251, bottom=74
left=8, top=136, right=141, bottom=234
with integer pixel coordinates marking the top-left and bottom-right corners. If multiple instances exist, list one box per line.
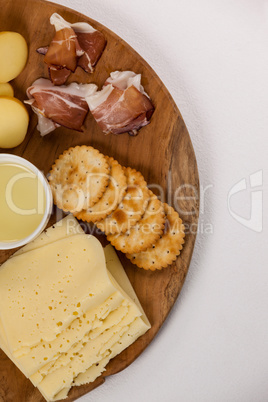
left=1, top=0, right=200, bottom=400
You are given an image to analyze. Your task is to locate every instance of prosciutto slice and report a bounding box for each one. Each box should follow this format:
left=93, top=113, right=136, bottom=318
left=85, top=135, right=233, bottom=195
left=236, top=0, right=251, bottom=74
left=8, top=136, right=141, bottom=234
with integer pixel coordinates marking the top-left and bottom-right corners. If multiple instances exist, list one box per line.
left=76, top=30, right=106, bottom=73
left=44, top=27, right=81, bottom=72
left=38, top=13, right=106, bottom=85
left=86, top=71, right=154, bottom=135
left=25, top=78, right=97, bottom=136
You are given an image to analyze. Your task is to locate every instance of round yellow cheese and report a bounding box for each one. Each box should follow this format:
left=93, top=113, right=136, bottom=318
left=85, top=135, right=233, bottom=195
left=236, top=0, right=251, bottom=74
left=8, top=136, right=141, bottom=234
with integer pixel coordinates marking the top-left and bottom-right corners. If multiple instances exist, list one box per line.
left=0, top=82, right=14, bottom=97
left=0, top=96, right=29, bottom=148
left=0, top=31, right=28, bottom=83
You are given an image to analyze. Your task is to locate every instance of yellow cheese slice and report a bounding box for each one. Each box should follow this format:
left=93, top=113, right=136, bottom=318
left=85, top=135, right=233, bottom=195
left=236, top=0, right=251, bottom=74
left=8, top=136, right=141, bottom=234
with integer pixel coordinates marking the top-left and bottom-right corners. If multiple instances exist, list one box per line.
left=53, top=387, right=69, bottom=401
left=17, top=292, right=125, bottom=377
left=16, top=247, right=148, bottom=378
left=0, top=234, right=118, bottom=354
left=0, top=215, right=83, bottom=360
left=104, top=244, right=150, bottom=327
left=73, top=355, right=110, bottom=386
left=12, top=217, right=149, bottom=328
left=37, top=311, right=148, bottom=401
left=0, top=320, right=25, bottom=374
left=31, top=302, right=133, bottom=385
left=73, top=316, right=149, bottom=386
left=11, top=217, right=149, bottom=330
left=30, top=247, right=151, bottom=395
left=0, top=216, right=151, bottom=402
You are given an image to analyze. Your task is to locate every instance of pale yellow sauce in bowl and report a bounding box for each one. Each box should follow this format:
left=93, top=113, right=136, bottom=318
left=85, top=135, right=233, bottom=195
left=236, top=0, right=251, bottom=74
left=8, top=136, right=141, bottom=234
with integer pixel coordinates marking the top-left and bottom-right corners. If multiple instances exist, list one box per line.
left=0, top=154, right=52, bottom=249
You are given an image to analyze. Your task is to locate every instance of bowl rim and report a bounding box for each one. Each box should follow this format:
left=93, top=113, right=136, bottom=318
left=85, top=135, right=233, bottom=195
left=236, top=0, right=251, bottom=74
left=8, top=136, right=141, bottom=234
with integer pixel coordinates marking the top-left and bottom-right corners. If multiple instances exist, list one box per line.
left=0, top=154, right=52, bottom=250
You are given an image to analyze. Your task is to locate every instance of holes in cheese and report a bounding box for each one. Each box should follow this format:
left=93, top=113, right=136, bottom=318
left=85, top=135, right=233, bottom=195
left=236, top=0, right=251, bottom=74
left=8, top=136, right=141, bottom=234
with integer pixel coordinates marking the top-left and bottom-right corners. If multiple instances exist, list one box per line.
left=38, top=315, right=149, bottom=400
left=0, top=234, right=117, bottom=354
left=73, top=355, right=110, bottom=386
left=35, top=303, right=133, bottom=390
left=18, top=292, right=125, bottom=378
left=0, top=216, right=151, bottom=401
left=0, top=96, right=29, bottom=148
left=37, top=321, right=132, bottom=399
left=0, top=31, right=28, bottom=83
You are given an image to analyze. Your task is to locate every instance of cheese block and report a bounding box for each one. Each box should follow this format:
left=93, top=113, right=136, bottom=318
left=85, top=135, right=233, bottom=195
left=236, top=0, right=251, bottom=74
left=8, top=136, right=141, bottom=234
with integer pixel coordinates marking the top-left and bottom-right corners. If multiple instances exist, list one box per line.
left=0, top=234, right=118, bottom=354
left=74, top=315, right=150, bottom=386
left=29, top=250, right=151, bottom=390
left=17, top=292, right=125, bottom=377
left=31, top=302, right=134, bottom=385
left=31, top=273, right=145, bottom=384
left=13, top=216, right=148, bottom=327
left=73, top=356, right=110, bottom=386
left=37, top=312, right=149, bottom=401
left=0, top=216, right=151, bottom=401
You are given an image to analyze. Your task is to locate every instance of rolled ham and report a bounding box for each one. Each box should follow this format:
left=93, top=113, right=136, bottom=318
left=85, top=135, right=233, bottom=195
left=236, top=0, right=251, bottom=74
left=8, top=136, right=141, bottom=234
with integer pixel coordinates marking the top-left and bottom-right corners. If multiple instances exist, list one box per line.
left=38, top=13, right=106, bottom=85
left=43, top=26, right=81, bottom=72
left=76, top=30, right=106, bottom=73
left=25, top=78, right=97, bottom=136
left=86, top=71, right=155, bottom=135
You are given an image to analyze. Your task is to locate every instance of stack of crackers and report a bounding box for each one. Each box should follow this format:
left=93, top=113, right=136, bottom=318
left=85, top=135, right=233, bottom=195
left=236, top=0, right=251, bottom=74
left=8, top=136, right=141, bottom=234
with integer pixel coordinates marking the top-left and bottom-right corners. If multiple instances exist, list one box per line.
left=49, top=145, right=185, bottom=270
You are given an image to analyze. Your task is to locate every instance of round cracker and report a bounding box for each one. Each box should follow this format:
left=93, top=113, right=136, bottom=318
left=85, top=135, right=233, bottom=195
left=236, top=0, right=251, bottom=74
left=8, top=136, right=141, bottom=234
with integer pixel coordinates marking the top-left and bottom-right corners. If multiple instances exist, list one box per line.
left=107, top=191, right=165, bottom=254
left=75, top=156, right=127, bottom=223
left=96, top=167, right=150, bottom=235
left=126, top=203, right=185, bottom=270
left=48, top=146, right=109, bottom=212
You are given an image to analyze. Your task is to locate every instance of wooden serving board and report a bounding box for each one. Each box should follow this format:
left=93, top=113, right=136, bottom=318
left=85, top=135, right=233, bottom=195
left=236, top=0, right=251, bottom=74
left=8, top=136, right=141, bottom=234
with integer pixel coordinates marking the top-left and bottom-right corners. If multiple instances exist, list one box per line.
left=0, top=0, right=199, bottom=400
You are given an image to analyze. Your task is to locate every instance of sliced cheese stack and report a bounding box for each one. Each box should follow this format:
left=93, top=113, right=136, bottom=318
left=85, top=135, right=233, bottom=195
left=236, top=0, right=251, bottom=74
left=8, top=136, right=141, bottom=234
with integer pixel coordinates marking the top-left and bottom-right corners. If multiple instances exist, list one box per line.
left=0, top=215, right=150, bottom=401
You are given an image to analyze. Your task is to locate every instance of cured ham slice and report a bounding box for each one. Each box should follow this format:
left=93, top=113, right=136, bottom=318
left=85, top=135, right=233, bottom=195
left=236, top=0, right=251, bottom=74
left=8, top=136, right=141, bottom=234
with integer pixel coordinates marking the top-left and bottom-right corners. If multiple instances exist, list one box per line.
left=86, top=71, right=154, bottom=135
left=76, top=30, right=106, bottom=73
left=38, top=13, right=106, bottom=85
left=44, top=27, right=80, bottom=72
left=37, top=46, right=72, bottom=85
left=25, top=78, right=97, bottom=136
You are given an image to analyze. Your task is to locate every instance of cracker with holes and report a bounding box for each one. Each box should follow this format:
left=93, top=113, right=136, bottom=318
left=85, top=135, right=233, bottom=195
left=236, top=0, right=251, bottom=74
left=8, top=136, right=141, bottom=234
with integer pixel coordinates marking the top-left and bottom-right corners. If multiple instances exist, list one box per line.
left=107, top=191, right=165, bottom=254
left=75, top=156, right=127, bottom=223
left=49, top=146, right=109, bottom=212
left=126, top=203, right=185, bottom=270
left=96, top=167, right=150, bottom=235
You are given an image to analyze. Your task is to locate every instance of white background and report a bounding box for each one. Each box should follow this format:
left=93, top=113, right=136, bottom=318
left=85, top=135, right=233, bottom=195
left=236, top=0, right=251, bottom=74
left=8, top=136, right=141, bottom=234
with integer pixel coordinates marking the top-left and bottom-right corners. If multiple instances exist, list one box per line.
left=52, top=1, right=268, bottom=401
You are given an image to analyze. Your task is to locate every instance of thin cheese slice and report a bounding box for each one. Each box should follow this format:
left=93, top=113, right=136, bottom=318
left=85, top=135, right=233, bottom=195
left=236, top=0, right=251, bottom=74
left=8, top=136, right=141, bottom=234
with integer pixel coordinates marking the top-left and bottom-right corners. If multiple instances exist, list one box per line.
left=12, top=219, right=149, bottom=327
left=0, top=216, right=151, bottom=402
left=17, top=292, right=125, bottom=377
left=74, top=315, right=149, bottom=386
left=30, top=246, right=151, bottom=395
left=31, top=288, right=143, bottom=385
left=37, top=311, right=148, bottom=400
left=104, top=245, right=150, bottom=327
left=73, top=355, right=110, bottom=386
left=31, top=302, right=134, bottom=385
left=0, top=217, right=82, bottom=360
left=0, top=234, right=118, bottom=353
left=0, top=320, right=25, bottom=374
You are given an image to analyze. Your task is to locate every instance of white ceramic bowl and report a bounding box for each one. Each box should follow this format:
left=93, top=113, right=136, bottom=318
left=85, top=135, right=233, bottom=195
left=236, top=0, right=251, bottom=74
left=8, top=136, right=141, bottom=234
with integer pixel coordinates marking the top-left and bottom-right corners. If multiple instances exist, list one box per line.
left=0, top=154, right=53, bottom=250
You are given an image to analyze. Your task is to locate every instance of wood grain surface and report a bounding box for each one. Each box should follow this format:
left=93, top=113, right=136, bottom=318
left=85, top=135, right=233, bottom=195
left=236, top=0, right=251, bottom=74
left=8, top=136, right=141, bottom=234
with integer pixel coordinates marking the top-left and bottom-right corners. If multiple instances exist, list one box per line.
left=0, top=0, right=199, bottom=400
